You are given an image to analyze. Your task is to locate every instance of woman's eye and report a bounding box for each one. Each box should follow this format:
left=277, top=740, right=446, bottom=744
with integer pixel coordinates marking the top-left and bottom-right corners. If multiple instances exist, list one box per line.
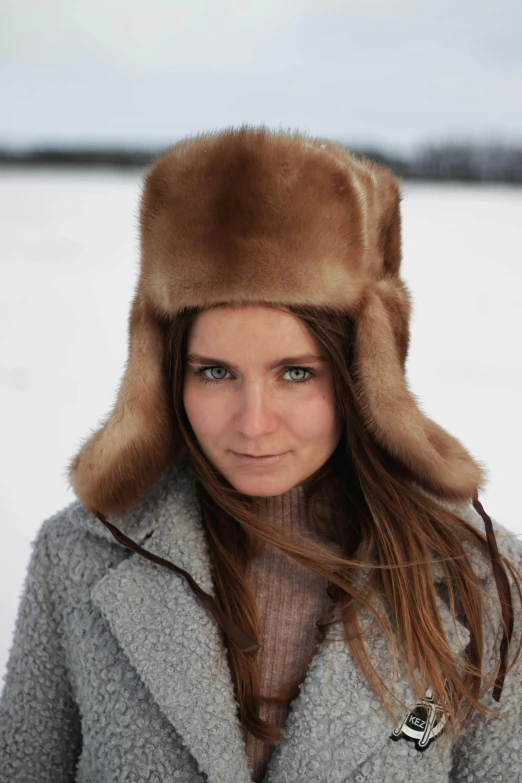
left=282, top=367, right=313, bottom=383
left=196, top=367, right=227, bottom=383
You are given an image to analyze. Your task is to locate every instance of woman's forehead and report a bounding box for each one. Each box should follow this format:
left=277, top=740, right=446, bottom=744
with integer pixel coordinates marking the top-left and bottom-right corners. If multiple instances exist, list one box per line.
left=186, top=305, right=323, bottom=362
left=190, top=303, right=300, bottom=331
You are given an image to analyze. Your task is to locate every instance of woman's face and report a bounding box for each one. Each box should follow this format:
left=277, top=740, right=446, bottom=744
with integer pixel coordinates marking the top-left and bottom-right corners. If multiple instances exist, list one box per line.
left=183, top=303, right=343, bottom=497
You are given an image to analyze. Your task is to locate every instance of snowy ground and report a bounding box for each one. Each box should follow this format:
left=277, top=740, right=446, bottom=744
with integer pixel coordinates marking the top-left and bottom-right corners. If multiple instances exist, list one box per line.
left=1, top=168, right=521, bottom=678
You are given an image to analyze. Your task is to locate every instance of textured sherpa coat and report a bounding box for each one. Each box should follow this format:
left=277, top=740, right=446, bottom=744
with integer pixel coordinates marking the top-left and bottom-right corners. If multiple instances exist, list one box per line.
left=1, top=458, right=521, bottom=783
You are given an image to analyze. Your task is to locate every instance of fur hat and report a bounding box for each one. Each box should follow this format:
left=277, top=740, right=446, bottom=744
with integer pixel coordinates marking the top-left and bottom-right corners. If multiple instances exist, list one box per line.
left=68, top=126, right=485, bottom=514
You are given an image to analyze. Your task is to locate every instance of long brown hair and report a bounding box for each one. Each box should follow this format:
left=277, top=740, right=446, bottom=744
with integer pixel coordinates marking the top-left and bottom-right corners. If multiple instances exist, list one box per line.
left=165, top=303, right=522, bottom=746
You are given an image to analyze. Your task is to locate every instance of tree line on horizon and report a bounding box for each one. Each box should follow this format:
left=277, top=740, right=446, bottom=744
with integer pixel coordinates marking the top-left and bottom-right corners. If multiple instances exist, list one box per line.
left=0, top=140, right=521, bottom=183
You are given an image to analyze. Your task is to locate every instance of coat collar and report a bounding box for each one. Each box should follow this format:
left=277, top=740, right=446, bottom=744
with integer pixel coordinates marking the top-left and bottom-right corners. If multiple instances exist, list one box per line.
left=69, top=459, right=487, bottom=783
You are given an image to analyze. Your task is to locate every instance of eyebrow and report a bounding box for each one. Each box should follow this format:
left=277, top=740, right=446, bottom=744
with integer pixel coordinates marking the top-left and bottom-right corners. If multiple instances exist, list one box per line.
left=186, top=353, right=327, bottom=372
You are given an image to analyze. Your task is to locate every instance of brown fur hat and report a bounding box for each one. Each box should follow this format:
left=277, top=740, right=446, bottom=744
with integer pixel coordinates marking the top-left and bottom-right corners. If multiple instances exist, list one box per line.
left=68, top=126, right=485, bottom=513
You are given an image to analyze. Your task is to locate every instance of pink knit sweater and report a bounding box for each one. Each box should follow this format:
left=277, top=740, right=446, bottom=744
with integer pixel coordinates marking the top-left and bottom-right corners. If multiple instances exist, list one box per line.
left=243, top=482, right=340, bottom=782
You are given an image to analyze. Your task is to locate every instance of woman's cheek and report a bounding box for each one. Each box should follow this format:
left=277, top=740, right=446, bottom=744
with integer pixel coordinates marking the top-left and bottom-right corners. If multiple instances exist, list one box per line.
left=193, top=390, right=229, bottom=431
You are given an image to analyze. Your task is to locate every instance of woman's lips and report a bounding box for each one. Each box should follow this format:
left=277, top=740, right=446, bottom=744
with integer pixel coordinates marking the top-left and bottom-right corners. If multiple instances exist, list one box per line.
left=231, top=451, right=287, bottom=465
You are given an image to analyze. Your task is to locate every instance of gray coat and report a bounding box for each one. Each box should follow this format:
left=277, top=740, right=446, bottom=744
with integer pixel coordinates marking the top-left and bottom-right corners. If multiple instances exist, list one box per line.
left=1, top=459, right=521, bottom=783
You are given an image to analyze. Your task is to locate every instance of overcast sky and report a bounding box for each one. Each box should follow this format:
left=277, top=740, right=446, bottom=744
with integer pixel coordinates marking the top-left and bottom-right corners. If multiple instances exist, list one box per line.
left=1, top=0, right=521, bottom=153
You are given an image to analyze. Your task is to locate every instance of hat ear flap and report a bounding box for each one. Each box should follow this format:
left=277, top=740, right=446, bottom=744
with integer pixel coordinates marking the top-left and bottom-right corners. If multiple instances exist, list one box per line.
left=353, top=279, right=486, bottom=500
left=376, top=170, right=402, bottom=278
left=68, top=292, right=175, bottom=513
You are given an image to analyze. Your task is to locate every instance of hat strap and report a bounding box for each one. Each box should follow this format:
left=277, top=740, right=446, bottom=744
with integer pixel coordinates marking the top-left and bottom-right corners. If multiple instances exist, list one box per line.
left=472, top=496, right=515, bottom=701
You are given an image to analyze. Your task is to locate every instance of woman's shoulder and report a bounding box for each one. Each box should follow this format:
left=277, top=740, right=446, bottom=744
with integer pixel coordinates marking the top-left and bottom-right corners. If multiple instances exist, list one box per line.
left=25, top=502, right=124, bottom=601
left=34, top=456, right=198, bottom=578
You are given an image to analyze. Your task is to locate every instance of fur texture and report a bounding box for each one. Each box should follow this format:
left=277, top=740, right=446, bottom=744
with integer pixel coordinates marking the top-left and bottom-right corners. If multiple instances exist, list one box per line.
left=68, top=126, right=485, bottom=513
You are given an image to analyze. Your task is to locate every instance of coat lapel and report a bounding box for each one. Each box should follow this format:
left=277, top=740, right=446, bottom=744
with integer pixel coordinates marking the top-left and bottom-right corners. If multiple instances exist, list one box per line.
left=87, top=461, right=253, bottom=783
left=265, top=591, right=470, bottom=783
left=79, top=460, right=477, bottom=783
left=264, top=611, right=414, bottom=782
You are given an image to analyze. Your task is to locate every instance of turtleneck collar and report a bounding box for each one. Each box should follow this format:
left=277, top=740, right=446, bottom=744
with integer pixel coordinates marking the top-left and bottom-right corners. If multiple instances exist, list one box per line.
left=255, top=483, right=306, bottom=523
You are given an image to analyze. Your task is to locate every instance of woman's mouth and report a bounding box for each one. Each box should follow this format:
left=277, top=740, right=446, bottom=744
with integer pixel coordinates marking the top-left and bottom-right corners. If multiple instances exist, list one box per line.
left=231, top=451, right=288, bottom=465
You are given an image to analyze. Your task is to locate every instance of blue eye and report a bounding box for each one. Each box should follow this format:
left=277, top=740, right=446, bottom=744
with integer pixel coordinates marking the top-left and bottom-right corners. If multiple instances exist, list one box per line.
left=282, top=367, right=314, bottom=384
left=191, top=366, right=231, bottom=385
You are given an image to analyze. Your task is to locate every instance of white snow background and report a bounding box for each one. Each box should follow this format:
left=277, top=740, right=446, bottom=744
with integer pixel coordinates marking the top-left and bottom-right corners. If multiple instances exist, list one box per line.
left=1, top=168, right=521, bottom=678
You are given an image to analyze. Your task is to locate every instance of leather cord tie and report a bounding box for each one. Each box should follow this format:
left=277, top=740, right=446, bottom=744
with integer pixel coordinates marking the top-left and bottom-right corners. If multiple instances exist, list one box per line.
left=92, top=509, right=260, bottom=654
left=472, top=495, right=514, bottom=701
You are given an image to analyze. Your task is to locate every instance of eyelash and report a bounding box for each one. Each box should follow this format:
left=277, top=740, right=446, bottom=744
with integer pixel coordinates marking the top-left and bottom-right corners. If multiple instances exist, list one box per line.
left=192, top=365, right=316, bottom=386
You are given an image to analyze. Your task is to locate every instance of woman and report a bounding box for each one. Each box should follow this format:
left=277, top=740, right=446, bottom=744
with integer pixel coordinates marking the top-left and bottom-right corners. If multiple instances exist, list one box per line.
left=1, top=127, right=521, bottom=783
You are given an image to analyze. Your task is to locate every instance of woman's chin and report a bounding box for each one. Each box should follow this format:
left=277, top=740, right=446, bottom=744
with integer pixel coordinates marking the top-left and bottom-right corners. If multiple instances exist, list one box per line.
left=224, top=470, right=296, bottom=498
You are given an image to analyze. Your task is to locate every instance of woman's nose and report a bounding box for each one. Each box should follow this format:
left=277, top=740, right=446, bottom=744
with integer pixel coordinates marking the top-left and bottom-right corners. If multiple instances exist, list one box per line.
left=234, top=384, right=278, bottom=438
